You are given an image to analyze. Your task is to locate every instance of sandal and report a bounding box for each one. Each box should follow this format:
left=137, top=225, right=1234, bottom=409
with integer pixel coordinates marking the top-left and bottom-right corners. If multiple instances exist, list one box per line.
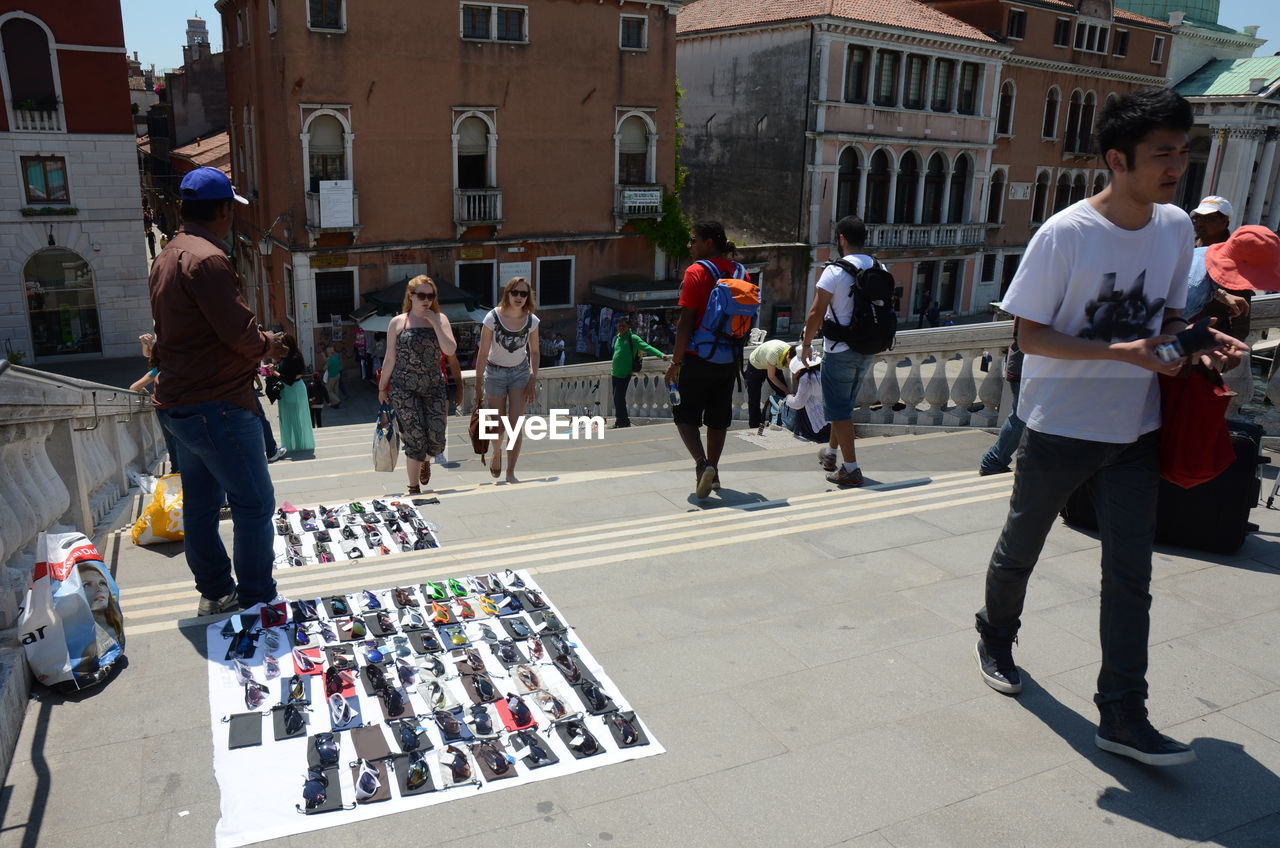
left=407, top=484, right=421, bottom=496
left=419, top=461, right=431, bottom=487
left=489, top=455, right=501, bottom=479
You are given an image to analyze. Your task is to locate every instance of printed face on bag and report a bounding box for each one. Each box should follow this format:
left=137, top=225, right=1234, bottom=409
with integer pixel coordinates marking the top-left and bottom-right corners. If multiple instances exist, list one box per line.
left=78, top=564, right=110, bottom=611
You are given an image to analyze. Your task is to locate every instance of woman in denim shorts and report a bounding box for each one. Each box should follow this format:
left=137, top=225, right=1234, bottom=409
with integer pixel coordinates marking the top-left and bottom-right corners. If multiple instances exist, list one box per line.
left=474, top=277, right=540, bottom=482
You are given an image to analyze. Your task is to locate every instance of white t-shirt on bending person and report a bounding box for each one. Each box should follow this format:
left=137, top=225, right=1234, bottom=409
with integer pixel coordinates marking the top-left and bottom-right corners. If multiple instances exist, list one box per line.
left=1003, top=200, right=1193, bottom=444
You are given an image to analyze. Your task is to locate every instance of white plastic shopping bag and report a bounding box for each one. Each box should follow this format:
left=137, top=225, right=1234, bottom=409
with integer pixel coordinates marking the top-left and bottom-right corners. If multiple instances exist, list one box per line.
left=21, top=532, right=125, bottom=694
left=373, top=405, right=400, bottom=472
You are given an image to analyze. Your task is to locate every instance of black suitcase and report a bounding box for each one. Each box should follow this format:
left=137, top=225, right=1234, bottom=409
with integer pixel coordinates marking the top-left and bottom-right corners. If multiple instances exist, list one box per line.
left=1061, top=420, right=1268, bottom=554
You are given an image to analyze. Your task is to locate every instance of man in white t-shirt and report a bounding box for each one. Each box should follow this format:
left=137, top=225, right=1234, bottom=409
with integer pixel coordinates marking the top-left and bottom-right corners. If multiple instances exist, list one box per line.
left=800, top=216, right=877, bottom=487
left=974, top=88, right=1247, bottom=767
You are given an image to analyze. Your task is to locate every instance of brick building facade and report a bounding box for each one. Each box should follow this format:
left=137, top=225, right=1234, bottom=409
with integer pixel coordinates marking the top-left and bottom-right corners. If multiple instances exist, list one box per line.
left=0, top=0, right=149, bottom=363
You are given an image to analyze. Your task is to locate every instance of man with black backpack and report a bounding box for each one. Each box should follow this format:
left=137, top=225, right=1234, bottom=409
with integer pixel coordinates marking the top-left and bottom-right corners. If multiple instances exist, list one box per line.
left=800, top=216, right=897, bottom=487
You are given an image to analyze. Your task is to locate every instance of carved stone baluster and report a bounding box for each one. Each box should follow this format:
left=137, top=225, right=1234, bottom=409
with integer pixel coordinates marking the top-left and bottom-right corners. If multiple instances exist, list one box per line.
left=974, top=351, right=1006, bottom=427
left=0, top=428, right=38, bottom=555
left=23, top=423, right=67, bottom=532
left=895, top=353, right=924, bottom=425
left=943, top=350, right=979, bottom=426
left=919, top=352, right=950, bottom=425
left=852, top=357, right=877, bottom=424
left=871, top=354, right=900, bottom=424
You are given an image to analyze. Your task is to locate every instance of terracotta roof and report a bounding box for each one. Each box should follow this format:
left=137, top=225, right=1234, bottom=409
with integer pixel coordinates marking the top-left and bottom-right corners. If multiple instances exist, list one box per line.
left=677, top=0, right=994, bottom=42
left=1036, top=0, right=1168, bottom=28
left=170, top=131, right=231, bottom=176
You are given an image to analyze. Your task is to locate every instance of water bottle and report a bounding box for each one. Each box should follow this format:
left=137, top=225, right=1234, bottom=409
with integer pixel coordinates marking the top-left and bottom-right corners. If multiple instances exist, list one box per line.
left=667, top=381, right=682, bottom=407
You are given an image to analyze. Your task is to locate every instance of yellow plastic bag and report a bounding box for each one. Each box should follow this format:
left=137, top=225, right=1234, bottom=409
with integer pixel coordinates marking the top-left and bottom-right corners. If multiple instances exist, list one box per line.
left=131, top=473, right=184, bottom=545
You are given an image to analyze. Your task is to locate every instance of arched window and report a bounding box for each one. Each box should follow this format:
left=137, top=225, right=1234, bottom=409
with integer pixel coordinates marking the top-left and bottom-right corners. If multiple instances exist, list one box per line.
left=1077, top=92, right=1097, bottom=155
left=617, top=115, right=651, bottom=185
left=836, top=147, right=860, bottom=219
left=24, top=248, right=99, bottom=357
left=1071, top=173, right=1087, bottom=204
left=987, top=169, right=1006, bottom=223
left=1092, top=172, right=1106, bottom=196
left=1042, top=87, right=1060, bottom=139
left=1053, top=172, right=1072, bottom=214
left=307, top=114, right=346, bottom=192
left=923, top=153, right=947, bottom=224
left=1032, top=171, right=1050, bottom=223
left=2, top=16, right=62, bottom=131
left=948, top=154, right=971, bottom=223
left=865, top=150, right=891, bottom=224
left=1065, top=90, right=1083, bottom=152
left=895, top=152, right=921, bottom=224
left=456, top=116, right=491, bottom=189
left=996, top=81, right=1015, bottom=136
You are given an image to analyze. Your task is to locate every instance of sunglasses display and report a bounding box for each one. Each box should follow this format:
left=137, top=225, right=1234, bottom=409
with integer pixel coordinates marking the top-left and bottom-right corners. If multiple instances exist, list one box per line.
left=272, top=500, right=439, bottom=567
left=212, top=570, right=658, bottom=835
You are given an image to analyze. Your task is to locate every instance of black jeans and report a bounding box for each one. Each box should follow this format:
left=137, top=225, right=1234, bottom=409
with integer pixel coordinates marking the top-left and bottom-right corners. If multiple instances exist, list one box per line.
left=977, top=428, right=1160, bottom=706
left=745, top=366, right=785, bottom=429
left=612, top=376, right=631, bottom=426
left=253, top=395, right=278, bottom=456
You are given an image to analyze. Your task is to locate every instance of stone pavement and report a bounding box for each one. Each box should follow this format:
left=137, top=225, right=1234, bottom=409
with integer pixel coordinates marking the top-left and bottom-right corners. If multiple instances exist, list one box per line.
left=2, top=417, right=1279, bottom=848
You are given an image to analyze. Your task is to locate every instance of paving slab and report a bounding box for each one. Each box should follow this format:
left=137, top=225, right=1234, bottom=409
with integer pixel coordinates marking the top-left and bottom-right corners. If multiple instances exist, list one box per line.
left=3, top=422, right=1279, bottom=848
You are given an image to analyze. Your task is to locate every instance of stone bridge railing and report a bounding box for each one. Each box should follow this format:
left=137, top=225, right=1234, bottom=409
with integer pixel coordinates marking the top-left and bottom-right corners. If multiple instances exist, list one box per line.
left=0, top=362, right=163, bottom=779
left=463, top=293, right=1280, bottom=429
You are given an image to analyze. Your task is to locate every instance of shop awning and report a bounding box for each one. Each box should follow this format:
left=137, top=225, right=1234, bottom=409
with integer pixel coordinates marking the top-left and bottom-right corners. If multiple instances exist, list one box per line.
left=588, top=275, right=681, bottom=311
left=356, top=302, right=490, bottom=334
left=362, top=275, right=478, bottom=314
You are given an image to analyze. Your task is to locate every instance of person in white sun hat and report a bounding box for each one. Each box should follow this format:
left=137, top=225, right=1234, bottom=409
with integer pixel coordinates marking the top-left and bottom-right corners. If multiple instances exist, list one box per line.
left=1190, top=195, right=1232, bottom=248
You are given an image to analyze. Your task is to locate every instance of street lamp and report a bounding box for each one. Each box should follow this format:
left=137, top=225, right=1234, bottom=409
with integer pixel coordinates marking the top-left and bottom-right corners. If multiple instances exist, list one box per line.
left=259, top=211, right=291, bottom=256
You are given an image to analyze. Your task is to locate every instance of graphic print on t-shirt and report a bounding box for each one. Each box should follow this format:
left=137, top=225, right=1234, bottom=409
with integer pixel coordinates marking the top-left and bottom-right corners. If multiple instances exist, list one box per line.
left=492, top=315, right=531, bottom=356
left=1077, top=270, right=1166, bottom=342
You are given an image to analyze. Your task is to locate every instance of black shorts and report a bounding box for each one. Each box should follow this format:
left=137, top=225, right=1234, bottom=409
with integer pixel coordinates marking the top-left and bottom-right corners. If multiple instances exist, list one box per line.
left=673, top=355, right=737, bottom=430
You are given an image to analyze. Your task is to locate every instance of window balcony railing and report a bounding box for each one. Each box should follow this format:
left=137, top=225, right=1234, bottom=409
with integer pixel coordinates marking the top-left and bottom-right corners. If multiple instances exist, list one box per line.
left=864, top=223, right=986, bottom=250
left=304, top=189, right=360, bottom=232
left=616, top=184, right=663, bottom=218
left=12, top=108, right=63, bottom=133
left=454, top=188, right=503, bottom=227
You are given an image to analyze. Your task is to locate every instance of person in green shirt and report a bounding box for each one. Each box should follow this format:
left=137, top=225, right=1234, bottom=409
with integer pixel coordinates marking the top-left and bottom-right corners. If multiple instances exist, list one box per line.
left=611, top=316, right=667, bottom=429
left=745, top=338, right=793, bottom=435
left=324, top=346, right=343, bottom=408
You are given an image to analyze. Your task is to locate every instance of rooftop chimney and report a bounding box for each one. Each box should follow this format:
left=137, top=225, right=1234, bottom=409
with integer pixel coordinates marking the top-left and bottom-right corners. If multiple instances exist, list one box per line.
left=1244, top=25, right=1260, bottom=37
left=1167, top=12, right=1184, bottom=26
left=1249, top=77, right=1267, bottom=93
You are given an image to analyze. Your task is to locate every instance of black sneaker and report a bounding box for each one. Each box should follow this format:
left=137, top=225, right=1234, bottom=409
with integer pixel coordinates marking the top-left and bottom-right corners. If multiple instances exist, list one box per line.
left=975, top=637, right=1022, bottom=694
left=1095, top=701, right=1196, bottom=766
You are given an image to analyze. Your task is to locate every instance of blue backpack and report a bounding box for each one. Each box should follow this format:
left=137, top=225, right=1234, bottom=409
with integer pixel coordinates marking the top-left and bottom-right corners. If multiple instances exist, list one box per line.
left=689, top=259, right=760, bottom=365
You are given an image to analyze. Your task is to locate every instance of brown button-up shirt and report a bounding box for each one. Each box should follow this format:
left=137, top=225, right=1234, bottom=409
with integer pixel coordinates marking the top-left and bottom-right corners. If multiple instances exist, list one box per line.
left=149, top=222, right=270, bottom=411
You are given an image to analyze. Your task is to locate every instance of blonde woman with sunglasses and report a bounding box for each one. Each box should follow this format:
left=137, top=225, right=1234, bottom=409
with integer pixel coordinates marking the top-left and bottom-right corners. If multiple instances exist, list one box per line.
left=378, top=275, right=457, bottom=494
left=474, top=276, right=539, bottom=482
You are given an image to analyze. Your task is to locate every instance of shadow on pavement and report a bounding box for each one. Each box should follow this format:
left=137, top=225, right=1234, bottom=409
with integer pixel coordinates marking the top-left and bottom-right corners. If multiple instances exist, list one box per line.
left=1015, top=678, right=1280, bottom=846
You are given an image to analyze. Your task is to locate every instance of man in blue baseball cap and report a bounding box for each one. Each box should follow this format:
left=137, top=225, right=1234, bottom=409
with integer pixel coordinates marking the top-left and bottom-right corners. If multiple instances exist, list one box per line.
left=149, top=166, right=288, bottom=616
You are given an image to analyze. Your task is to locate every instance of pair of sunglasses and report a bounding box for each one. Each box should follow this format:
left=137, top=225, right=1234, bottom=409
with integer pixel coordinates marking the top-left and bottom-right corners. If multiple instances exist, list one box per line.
left=471, top=704, right=494, bottom=736
left=313, top=732, right=340, bottom=765
left=610, top=711, right=639, bottom=745
left=565, top=720, right=600, bottom=755
left=505, top=693, right=532, bottom=726
left=362, top=590, right=382, bottom=610
left=302, top=767, right=328, bottom=809
left=515, top=729, right=552, bottom=764
left=392, top=718, right=424, bottom=752
left=443, top=744, right=471, bottom=782
left=393, top=587, right=418, bottom=608
left=324, top=666, right=353, bottom=697
left=475, top=740, right=511, bottom=775
left=283, top=702, right=307, bottom=736
left=354, top=759, right=381, bottom=801
left=406, top=751, right=431, bottom=790
left=412, top=290, right=436, bottom=302
left=287, top=674, right=306, bottom=703
left=328, top=692, right=354, bottom=727
left=245, top=680, right=269, bottom=710
left=434, top=709, right=462, bottom=736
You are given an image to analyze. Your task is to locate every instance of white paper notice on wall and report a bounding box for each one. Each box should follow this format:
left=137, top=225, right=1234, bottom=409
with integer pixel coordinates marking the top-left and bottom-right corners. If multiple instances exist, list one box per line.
left=319, top=180, right=354, bottom=228
left=1008, top=183, right=1032, bottom=201
left=499, top=262, right=531, bottom=288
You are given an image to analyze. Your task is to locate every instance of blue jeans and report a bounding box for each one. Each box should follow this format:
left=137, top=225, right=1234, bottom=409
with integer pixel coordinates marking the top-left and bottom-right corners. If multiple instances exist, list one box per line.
left=977, top=428, right=1160, bottom=706
left=980, top=381, right=1024, bottom=473
left=157, top=401, right=278, bottom=607
left=820, top=348, right=874, bottom=422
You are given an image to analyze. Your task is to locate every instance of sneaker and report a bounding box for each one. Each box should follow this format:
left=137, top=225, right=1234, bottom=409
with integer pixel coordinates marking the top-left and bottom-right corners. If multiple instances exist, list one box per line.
left=268, top=447, right=287, bottom=463
left=196, top=589, right=239, bottom=617
left=826, top=466, right=864, bottom=487
left=978, top=464, right=1011, bottom=477
left=975, top=636, right=1022, bottom=694
left=695, top=461, right=717, bottom=499
left=818, top=448, right=837, bottom=472
left=1095, top=700, right=1196, bottom=766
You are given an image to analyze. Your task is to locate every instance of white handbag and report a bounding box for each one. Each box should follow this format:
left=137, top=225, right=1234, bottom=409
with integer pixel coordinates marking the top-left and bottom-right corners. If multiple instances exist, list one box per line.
left=372, top=405, right=400, bottom=472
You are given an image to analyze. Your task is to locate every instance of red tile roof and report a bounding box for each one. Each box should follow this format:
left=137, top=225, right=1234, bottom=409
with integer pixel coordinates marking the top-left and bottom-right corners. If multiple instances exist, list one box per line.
left=678, top=0, right=994, bottom=42
left=1035, top=0, right=1168, bottom=28
left=170, top=131, right=231, bottom=176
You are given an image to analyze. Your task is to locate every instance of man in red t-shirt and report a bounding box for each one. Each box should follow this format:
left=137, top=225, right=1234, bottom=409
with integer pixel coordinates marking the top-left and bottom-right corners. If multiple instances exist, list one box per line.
left=664, top=220, right=744, bottom=499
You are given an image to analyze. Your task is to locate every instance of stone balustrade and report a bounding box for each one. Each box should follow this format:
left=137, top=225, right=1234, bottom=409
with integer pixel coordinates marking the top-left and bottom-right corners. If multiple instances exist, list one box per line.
left=460, top=294, right=1280, bottom=429
left=0, top=362, right=162, bottom=782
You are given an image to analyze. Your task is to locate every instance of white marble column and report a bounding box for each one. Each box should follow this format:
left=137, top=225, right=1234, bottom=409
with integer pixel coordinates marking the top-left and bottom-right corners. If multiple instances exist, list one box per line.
left=1245, top=128, right=1278, bottom=224
left=1268, top=150, right=1280, bottom=230
left=1201, top=127, right=1224, bottom=197
left=886, top=167, right=900, bottom=224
